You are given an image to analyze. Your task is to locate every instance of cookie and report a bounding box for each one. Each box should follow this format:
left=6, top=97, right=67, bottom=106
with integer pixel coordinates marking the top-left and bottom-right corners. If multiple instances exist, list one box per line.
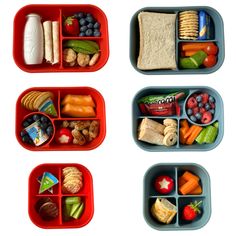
left=62, top=179, right=83, bottom=194
left=163, top=119, right=177, bottom=127
left=62, top=167, right=81, bottom=176
left=163, top=132, right=178, bottom=146
left=39, top=201, right=59, bottom=221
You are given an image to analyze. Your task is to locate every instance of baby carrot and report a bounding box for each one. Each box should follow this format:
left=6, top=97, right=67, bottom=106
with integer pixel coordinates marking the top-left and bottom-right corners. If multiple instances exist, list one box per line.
left=189, top=185, right=202, bottom=195
left=182, top=171, right=200, bottom=182
left=184, top=50, right=198, bottom=57
left=178, top=176, right=187, bottom=187
left=180, top=119, right=189, bottom=130
left=180, top=127, right=188, bottom=144
left=179, top=178, right=199, bottom=195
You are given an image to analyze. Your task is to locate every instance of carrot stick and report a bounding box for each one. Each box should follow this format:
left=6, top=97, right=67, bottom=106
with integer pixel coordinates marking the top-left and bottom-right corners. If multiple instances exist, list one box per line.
left=180, top=119, right=189, bottom=130
left=186, top=126, right=203, bottom=145
left=182, top=171, right=200, bottom=182
left=180, top=127, right=188, bottom=144
left=184, top=125, right=199, bottom=139
left=179, top=178, right=199, bottom=195
left=185, top=50, right=198, bottom=57
left=178, top=176, right=187, bottom=187
left=181, top=42, right=214, bottom=51
left=189, top=185, right=202, bottom=195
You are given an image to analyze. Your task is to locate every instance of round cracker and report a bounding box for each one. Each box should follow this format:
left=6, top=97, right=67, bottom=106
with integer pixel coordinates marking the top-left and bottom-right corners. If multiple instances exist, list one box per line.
left=24, top=91, right=39, bottom=110
left=62, top=179, right=83, bottom=194
left=62, top=167, right=81, bottom=176
left=21, top=91, right=35, bottom=106
left=164, top=126, right=177, bottom=136
left=33, top=91, right=53, bottom=110
left=163, top=119, right=177, bottom=127
left=163, top=132, right=178, bottom=147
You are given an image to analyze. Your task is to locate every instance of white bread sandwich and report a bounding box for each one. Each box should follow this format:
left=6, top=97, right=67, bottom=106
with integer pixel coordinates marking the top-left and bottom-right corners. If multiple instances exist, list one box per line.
left=137, top=12, right=177, bottom=70
left=151, top=198, right=177, bottom=224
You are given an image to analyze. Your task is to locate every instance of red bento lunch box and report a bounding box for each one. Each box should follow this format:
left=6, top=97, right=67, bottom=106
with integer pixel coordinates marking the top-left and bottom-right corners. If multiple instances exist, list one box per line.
left=28, top=163, right=94, bottom=229
left=15, top=87, right=106, bottom=151
left=13, top=4, right=109, bottom=72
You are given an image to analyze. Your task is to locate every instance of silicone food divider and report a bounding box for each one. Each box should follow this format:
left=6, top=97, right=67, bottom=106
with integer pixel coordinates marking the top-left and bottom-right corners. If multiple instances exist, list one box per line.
left=13, top=4, right=109, bottom=73
left=132, top=86, right=224, bottom=151
left=144, top=163, right=211, bottom=230
left=16, top=87, right=106, bottom=151
left=130, top=6, right=224, bottom=75
left=28, top=163, right=94, bottom=229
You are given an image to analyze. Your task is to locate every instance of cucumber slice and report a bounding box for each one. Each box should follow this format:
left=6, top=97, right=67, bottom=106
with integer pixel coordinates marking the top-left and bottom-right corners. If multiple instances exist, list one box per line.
left=195, top=128, right=207, bottom=144
left=65, top=196, right=81, bottom=205
left=72, top=202, right=84, bottom=219
left=203, top=125, right=218, bottom=144
left=70, top=203, right=81, bottom=217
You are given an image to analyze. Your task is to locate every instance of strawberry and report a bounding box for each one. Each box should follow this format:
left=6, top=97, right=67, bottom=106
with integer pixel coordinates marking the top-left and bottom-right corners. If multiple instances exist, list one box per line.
left=182, top=201, right=202, bottom=221
left=63, top=16, right=79, bottom=36
left=199, top=107, right=206, bottom=114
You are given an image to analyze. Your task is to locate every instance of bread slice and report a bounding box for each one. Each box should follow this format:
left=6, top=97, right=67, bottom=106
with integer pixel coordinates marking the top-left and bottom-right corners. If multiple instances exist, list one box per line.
left=137, top=12, right=177, bottom=70
left=151, top=198, right=177, bottom=224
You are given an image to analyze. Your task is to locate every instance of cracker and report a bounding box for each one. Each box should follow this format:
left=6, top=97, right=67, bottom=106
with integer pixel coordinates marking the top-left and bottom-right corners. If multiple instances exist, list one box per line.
left=33, top=91, right=53, bottom=110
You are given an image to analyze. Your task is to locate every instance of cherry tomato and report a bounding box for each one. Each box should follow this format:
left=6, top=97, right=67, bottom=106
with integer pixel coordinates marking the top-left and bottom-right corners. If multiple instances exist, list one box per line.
left=203, top=43, right=218, bottom=55
left=203, top=55, right=217, bottom=68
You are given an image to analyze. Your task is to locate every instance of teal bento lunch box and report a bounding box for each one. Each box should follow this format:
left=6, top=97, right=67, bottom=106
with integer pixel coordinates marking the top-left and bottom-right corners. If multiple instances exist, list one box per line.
left=144, top=163, right=211, bottom=230
left=132, top=86, right=223, bottom=151
left=130, top=6, right=224, bottom=75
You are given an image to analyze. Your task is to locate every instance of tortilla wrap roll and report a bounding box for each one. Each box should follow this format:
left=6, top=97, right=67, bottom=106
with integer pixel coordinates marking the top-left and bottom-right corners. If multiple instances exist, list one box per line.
left=52, top=21, right=59, bottom=64
left=43, top=21, right=53, bottom=63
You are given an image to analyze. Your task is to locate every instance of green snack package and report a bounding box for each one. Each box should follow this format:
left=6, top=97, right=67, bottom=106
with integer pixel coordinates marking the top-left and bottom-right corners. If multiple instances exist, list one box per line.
left=195, top=128, right=207, bottom=144
left=179, top=50, right=207, bottom=69
left=38, top=98, right=57, bottom=117
left=204, top=125, right=218, bottom=144
left=39, top=172, right=59, bottom=194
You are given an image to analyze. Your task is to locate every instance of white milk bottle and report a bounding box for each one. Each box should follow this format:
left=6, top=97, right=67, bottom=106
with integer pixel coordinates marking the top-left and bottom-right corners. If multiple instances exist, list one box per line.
left=23, top=14, right=44, bottom=65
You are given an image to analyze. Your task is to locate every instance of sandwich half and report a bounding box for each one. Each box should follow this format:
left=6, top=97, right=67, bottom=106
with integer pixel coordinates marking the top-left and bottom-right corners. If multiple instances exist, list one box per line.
left=137, top=12, right=177, bottom=70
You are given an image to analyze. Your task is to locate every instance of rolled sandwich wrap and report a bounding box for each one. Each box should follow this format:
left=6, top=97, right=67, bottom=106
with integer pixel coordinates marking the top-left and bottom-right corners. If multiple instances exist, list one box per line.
left=52, top=21, right=59, bottom=64
left=43, top=21, right=53, bottom=63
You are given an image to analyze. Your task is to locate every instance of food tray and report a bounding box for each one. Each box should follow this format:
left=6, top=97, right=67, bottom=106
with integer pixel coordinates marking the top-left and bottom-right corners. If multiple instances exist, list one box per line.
left=144, top=163, right=211, bottom=230
left=28, top=163, right=93, bottom=229
left=13, top=4, right=109, bottom=73
left=132, top=86, right=224, bottom=151
left=130, top=6, right=224, bottom=74
left=16, top=87, right=106, bottom=151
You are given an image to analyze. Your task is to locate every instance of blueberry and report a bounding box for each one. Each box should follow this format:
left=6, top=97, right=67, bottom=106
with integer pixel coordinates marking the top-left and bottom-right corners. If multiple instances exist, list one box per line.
left=79, top=18, right=87, bottom=26
left=22, top=135, right=30, bottom=143
left=190, top=115, right=197, bottom=122
left=93, top=30, right=101, bottom=37
left=20, top=130, right=27, bottom=137
left=33, top=114, right=40, bottom=121
left=93, top=22, right=100, bottom=29
left=205, top=103, right=211, bottom=111
left=209, top=96, right=215, bottom=103
left=27, top=117, right=33, bottom=124
left=79, top=32, right=85, bottom=37
left=28, top=139, right=34, bottom=145
left=196, top=95, right=202, bottom=103
left=195, top=112, right=202, bottom=120
left=46, top=126, right=54, bottom=136
left=74, top=12, right=85, bottom=19
left=209, top=109, right=215, bottom=114
left=87, top=23, right=94, bottom=29
left=39, top=122, right=48, bottom=130
left=22, top=121, right=30, bottom=128
left=40, top=116, right=48, bottom=123
left=198, top=102, right=203, bottom=108
left=86, top=13, right=92, bottom=17
left=80, top=25, right=87, bottom=32
left=85, top=29, right=93, bottom=36
left=86, top=16, right=94, bottom=23
left=187, top=108, right=193, bottom=116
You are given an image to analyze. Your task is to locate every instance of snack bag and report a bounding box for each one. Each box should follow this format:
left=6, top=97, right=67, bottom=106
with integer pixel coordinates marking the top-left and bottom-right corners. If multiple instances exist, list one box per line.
left=138, top=91, right=185, bottom=116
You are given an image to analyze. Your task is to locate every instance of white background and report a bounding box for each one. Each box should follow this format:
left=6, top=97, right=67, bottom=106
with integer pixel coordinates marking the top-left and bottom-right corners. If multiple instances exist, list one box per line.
left=0, top=0, right=234, bottom=235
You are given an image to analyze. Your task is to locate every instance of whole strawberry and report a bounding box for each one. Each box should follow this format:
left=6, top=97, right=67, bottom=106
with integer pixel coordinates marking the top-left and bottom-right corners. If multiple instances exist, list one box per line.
left=63, top=16, right=79, bottom=36
left=182, top=201, right=202, bottom=221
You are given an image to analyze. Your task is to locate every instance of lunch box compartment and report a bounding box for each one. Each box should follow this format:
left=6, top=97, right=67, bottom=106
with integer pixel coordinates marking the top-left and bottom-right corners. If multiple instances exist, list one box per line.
left=144, top=163, right=211, bottom=230
left=16, top=87, right=106, bottom=151
left=13, top=4, right=109, bottom=73
left=28, top=163, right=94, bottom=229
left=130, top=6, right=224, bottom=74
left=132, top=86, right=223, bottom=151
